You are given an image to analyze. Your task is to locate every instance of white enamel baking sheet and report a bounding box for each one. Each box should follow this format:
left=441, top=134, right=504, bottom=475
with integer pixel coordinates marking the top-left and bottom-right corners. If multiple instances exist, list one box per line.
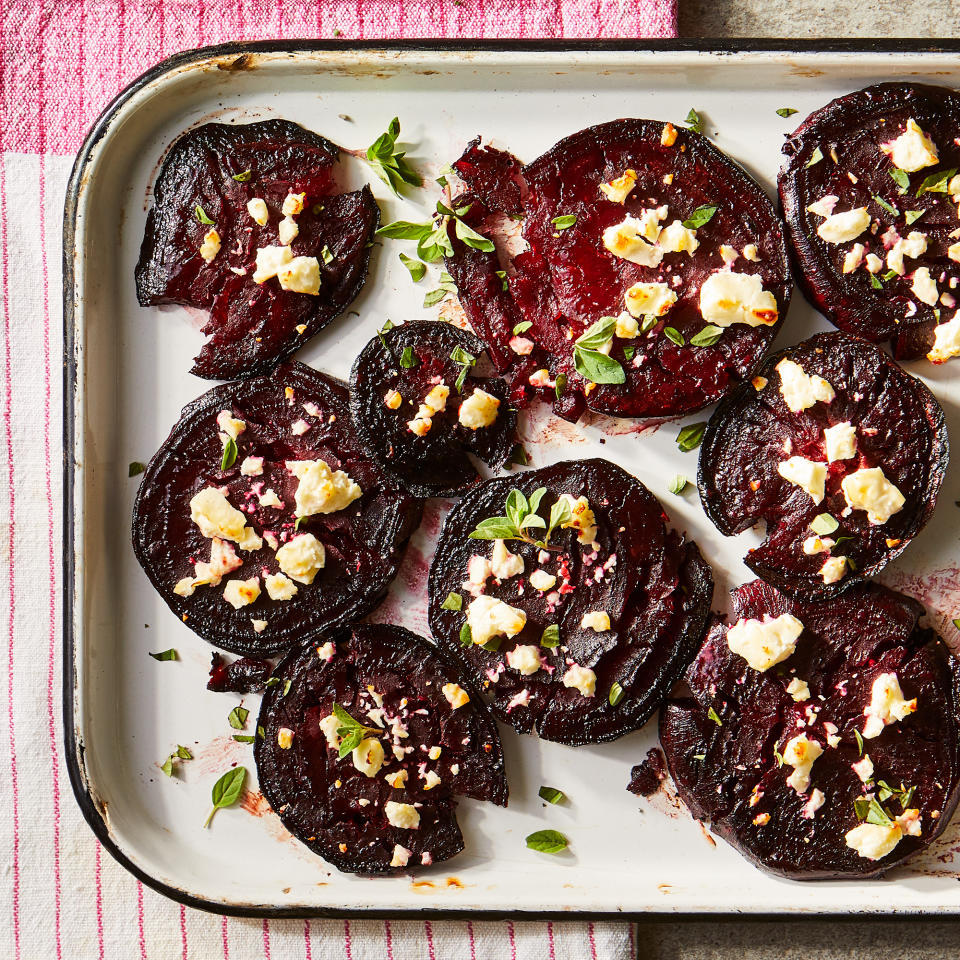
left=65, top=42, right=960, bottom=916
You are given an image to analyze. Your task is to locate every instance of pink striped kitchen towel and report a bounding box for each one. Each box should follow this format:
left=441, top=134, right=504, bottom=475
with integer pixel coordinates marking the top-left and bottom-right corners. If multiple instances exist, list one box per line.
left=1, top=0, right=675, bottom=957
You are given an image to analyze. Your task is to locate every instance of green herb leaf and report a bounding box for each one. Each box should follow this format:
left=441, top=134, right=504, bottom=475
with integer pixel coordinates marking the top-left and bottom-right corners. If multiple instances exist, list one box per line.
left=574, top=347, right=625, bottom=385
left=161, top=756, right=174, bottom=777
left=495, top=269, right=509, bottom=292
left=640, top=315, right=658, bottom=334
left=776, top=107, right=798, bottom=118
left=548, top=496, right=573, bottom=536
left=676, top=422, right=707, bottom=453
left=508, top=444, right=529, bottom=466
left=195, top=204, right=215, bottom=224
left=264, top=677, right=280, bottom=688
left=870, top=273, right=883, bottom=290
left=810, top=513, right=839, bottom=536
left=228, top=706, right=249, bottom=730
left=454, top=216, right=496, bottom=252
left=608, top=681, right=625, bottom=707
left=398, top=252, right=425, bottom=281
left=468, top=516, right=521, bottom=541
left=450, top=345, right=476, bottom=392
left=668, top=475, right=688, bottom=496
left=423, top=288, right=449, bottom=307
left=176, top=745, right=193, bottom=760
left=321, top=245, right=335, bottom=265
left=953, top=618, right=960, bottom=631
left=551, top=215, right=577, bottom=231
left=773, top=744, right=783, bottom=767
left=441, top=592, right=463, bottom=612
left=689, top=325, right=723, bottom=347
left=332, top=703, right=381, bottom=759
left=364, top=118, right=422, bottom=196
left=900, top=785, right=916, bottom=809
left=805, top=147, right=824, bottom=169
left=257, top=725, right=266, bottom=738
left=231, top=169, right=252, bottom=183
left=685, top=108, right=704, bottom=134
left=681, top=204, right=718, bottom=229
left=149, top=649, right=177, bottom=661
left=707, top=706, right=723, bottom=726
left=863, top=797, right=893, bottom=827
left=400, top=346, right=418, bottom=369
left=663, top=326, right=685, bottom=347
left=525, top=829, right=569, bottom=854
left=232, top=735, right=255, bottom=743
left=554, top=373, right=567, bottom=400
left=204, top=766, right=247, bottom=827
left=538, top=785, right=566, bottom=804
left=513, top=320, right=533, bottom=335
left=916, top=167, right=957, bottom=197
left=220, top=436, right=238, bottom=471
left=877, top=779, right=895, bottom=803
left=481, top=636, right=503, bottom=652
left=377, top=219, right=433, bottom=241
left=622, top=345, right=635, bottom=361
left=128, top=461, right=146, bottom=477
left=873, top=195, right=899, bottom=217
left=889, top=168, right=910, bottom=193
left=459, top=623, right=473, bottom=647
left=540, top=624, right=560, bottom=649
left=282, top=679, right=292, bottom=697
left=854, top=729, right=865, bottom=756
left=904, top=209, right=925, bottom=226
left=692, top=753, right=706, bottom=761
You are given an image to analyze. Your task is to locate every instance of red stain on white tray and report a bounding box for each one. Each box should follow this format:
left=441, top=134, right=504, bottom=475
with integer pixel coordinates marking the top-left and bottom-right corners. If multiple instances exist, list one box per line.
left=878, top=564, right=960, bottom=652
left=581, top=410, right=666, bottom=438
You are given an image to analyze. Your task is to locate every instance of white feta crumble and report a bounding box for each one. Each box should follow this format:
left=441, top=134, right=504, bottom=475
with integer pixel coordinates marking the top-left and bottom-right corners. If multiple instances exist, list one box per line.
left=623, top=281, right=677, bottom=318
left=458, top=389, right=500, bottom=429
left=928, top=313, right=960, bottom=363
left=598, top=168, right=637, bottom=204
left=465, top=595, right=526, bottom=647
left=384, top=801, right=420, bottom=830
left=561, top=664, right=597, bottom=698
left=286, top=459, right=362, bottom=517
left=505, top=644, right=542, bottom=676
left=240, top=456, right=264, bottom=477
left=247, top=197, right=269, bottom=225
left=823, top=422, right=857, bottom=462
left=820, top=556, right=849, bottom=584
left=881, top=118, right=939, bottom=172
left=776, top=358, right=835, bottom=412
left=223, top=576, right=261, bottom=609
left=699, top=271, right=779, bottom=327
left=726, top=614, right=804, bottom=672
left=777, top=456, right=828, bottom=505
left=862, top=672, right=917, bottom=739
left=911, top=266, right=939, bottom=306
left=580, top=611, right=611, bottom=632
left=275, top=533, right=326, bottom=585
left=786, top=677, right=810, bottom=702
left=265, top=572, right=298, bottom=601
left=490, top=539, right=524, bottom=580
left=851, top=754, right=874, bottom=783
left=815, top=207, right=871, bottom=244
left=782, top=733, right=823, bottom=793
left=840, top=467, right=905, bottom=525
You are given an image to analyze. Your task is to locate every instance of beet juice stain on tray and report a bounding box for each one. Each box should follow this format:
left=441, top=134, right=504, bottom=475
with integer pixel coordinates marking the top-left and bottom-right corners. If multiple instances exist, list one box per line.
left=658, top=579, right=960, bottom=880
left=443, top=120, right=792, bottom=423
left=698, top=332, right=948, bottom=601
left=135, top=119, right=379, bottom=380
left=255, top=623, right=507, bottom=875
left=427, top=458, right=714, bottom=746
left=780, top=82, right=960, bottom=362
left=349, top=321, right=518, bottom=498
left=132, top=361, right=422, bottom=657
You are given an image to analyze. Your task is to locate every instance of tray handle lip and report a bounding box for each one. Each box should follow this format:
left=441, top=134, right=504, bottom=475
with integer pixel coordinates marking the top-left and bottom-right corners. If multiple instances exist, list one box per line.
left=61, top=36, right=960, bottom=919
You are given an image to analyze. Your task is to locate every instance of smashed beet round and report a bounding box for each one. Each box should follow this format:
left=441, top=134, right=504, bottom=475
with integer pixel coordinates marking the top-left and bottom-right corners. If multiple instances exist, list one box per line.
left=254, top=623, right=507, bottom=875
left=698, top=332, right=947, bottom=601
left=207, top=653, right=272, bottom=693
left=349, top=321, right=517, bottom=498
left=135, top=120, right=378, bottom=380
left=780, top=83, right=960, bottom=359
left=444, top=121, right=791, bottom=420
left=659, top=579, right=960, bottom=879
left=131, top=361, right=421, bottom=657
left=427, top=458, right=713, bottom=745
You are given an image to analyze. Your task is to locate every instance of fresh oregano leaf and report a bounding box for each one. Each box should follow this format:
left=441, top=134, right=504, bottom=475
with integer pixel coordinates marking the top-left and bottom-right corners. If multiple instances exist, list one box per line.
left=204, top=766, right=247, bottom=827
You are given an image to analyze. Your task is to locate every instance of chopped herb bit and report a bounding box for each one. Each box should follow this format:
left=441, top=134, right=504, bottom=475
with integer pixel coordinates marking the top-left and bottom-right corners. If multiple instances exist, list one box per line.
left=676, top=422, right=707, bottom=453
left=481, top=636, right=503, bottom=652
left=916, top=167, right=957, bottom=197
left=160, top=756, right=174, bottom=777
left=810, top=513, right=839, bottom=535
left=400, top=346, right=418, bottom=368
left=377, top=318, right=396, bottom=352
left=257, top=724, right=266, bottom=738
left=264, top=677, right=280, bottom=688
left=622, top=345, right=635, bottom=361
left=889, top=168, right=910, bottom=193
left=953, top=618, right=960, bottom=631
left=881, top=270, right=899, bottom=282
left=282, top=679, right=292, bottom=697
left=364, top=117, right=422, bottom=196
left=554, top=373, right=567, bottom=400
left=668, top=475, right=688, bottom=496
left=423, top=288, right=449, bottom=308
left=551, top=215, right=577, bottom=231
left=508, top=444, right=529, bottom=466
left=232, top=735, right=255, bottom=743
left=204, top=767, right=247, bottom=828
left=854, top=796, right=893, bottom=827
left=332, top=703, right=381, bottom=759
left=294, top=516, right=304, bottom=532
left=441, top=592, right=463, bottom=611
left=707, top=706, right=723, bottom=726
left=398, top=252, right=425, bottom=281
left=663, top=326, right=685, bottom=347
left=228, top=705, right=249, bottom=730
left=773, top=744, right=783, bottom=767
left=321, top=245, right=335, bottom=265
left=435, top=163, right=454, bottom=188
left=220, top=436, right=238, bottom=471
left=685, top=108, right=704, bottom=134
left=640, top=315, right=658, bottom=334
left=513, top=320, right=533, bottom=335
left=176, top=745, right=193, bottom=760
left=681, top=204, right=718, bottom=229
left=195, top=204, right=215, bottom=224
left=608, top=681, right=625, bottom=707
left=525, top=829, right=569, bottom=854
left=905, top=209, right=925, bottom=226
left=459, top=623, right=473, bottom=647
left=854, top=729, right=865, bottom=756
left=451, top=345, right=476, bottom=391
left=149, top=649, right=177, bottom=661
left=573, top=316, right=624, bottom=385
left=805, top=147, right=824, bottom=168
left=873, top=195, right=899, bottom=217
left=900, top=785, right=916, bottom=809
left=692, top=753, right=706, bottom=761
left=231, top=169, right=252, bottom=182
left=128, top=461, right=146, bottom=477
left=495, top=269, right=509, bottom=292
left=870, top=273, right=882, bottom=290
left=776, top=107, right=798, bottom=118
left=538, top=785, right=566, bottom=805
left=689, top=325, right=723, bottom=347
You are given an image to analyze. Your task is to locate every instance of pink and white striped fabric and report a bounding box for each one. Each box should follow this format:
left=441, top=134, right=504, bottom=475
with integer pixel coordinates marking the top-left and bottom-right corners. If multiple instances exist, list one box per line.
left=1, top=0, right=675, bottom=956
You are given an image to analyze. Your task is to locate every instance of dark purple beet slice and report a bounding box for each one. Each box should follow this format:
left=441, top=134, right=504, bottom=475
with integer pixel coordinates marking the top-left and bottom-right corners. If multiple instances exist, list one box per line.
left=207, top=653, right=272, bottom=693
left=658, top=579, right=960, bottom=879
left=444, top=122, right=791, bottom=421
left=131, top=361, right=421, bottom=657
left=254, top=623, right=507, bottom=875
left=779, top=82, right=960, bottom=358
left=698, top=332, right=948, bottom=601
left=427, top=458, right=713, bottom=745
left=348, top=321, right=517, bottom=498
left=135, top=120, right=378, bottom=379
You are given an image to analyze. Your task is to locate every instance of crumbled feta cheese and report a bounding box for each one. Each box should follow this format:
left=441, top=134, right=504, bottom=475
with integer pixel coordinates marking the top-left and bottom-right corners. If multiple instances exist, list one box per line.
left=316, top=641, right=335, bottom=661
left=253, top=244, right=293, bottom=284
left=581, top=610, right=611, bottom=632
left=615, top=313, right=639, bottom=338
left=384, top=801, right=420, bottom=830
left=466, top=595, right=527, bottom=646
left=505, top=644, right=541, bottom=675
left=865, top=252, right=883, bottom=273
left=384, top=769, right=408, bottom=789
left=490, top=539, right=524, bottom=580
left=190, top=487, right=250, bottom=542
left=949, top=242, right=960, bottom=264
left=742, top=243, right=760, bottom=261
left=173, top=577, right=195, bottom=597
left=390, top=845, right=412, bottom=868
left=624, top=281, right=677, bottom=318
left=661, top=123, right=678, bottom=147
left=199, top=228, right=221, bottom=262
left=820, top=556, right=848, bottom=584
left=824, top=422, right=857, bottom=462
left=928, top=313, right=960, bottom=363
left=510, top=336, right=535, bottom=355
left=442, top=682, right=470, bottom=709
left=842, top=243, right=865, bottom=274
left=281, top=192, right=305, bottom=217
left=277, top=215, right=299, bottom=246
left=223, top=576, right=261, bottom=609
left=787, top=678, right=810, bottom=702
left=816, top=208, right=871, bottom=245
left=602, top=214, right=664, bottom=267
left=881, top=118, right=939, bottom=172
left=251, top=619, right=268, bottom=632
left=803, top=788, right=825, bottom=819
left=277, top=256, right=321, bottom=295
left=886, top=231, right=927, bottom=275
left=777, top=456, right=827, bottom=505
left=277, top=727, right=294, bottom=749
left=845, top=821, right=902, bottom=860
left=529, top=569, right=557, bottom=592
left=458, top=388, right=500, bottom=429
left=782, top=733, right=823, bottom=793
left=265, top=572, right=298, bottom=601
left=658, top=220, right=699, bottom=255
left=240, top=456, right=264, bottom=476
left=422, top=383, right=449, bottom=414
left=318, top=713, right=341, bottom=750
left=803, top=535, right=835, bottom=556
left=598, top=168, right=637, bottom=204
left=428, top=745, right=442, bottom=760
left=384, top=389, right=403, bottom=410
left=286, top=459, right=362, bottom=517
left=911, top=266, right=939, bottom=306
left=720, top=244, right=739, bottom=266
left=699, top=271, right=779, bottom=327
left=247, top=198, right=269, bottom=226
left=841, top=467, right=905, bottom=525
left=276, top=533, right=326, bottom=585
left=898, top=808, right=922, bottom=837
left=562, top=663, right=597, bottom=698
left=852, top=754, right=874, bottom=783
left=862, top=672, right=917, bottom=739
left=258, top=488, right=282, bottom=509
left=407, top=416, right=432, bottom=437
left=776, top=358, right=835, bottom=412
left=465, top=554, right=492, bottom=589
left=192, top=537, right=243, bottom=587
left=806, top=195, right=838, bottom=217
left=726, top=614, right=804, bottom=672
left=558, top=494, right=598, bottom=545
left=351, top=738, right=385, bottom=777
left=217, top=410, right=247, bottom=442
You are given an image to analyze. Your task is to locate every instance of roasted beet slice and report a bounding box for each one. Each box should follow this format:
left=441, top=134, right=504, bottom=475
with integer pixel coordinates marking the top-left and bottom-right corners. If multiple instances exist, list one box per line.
left=254, top=623, right=507, bottom=875
left=444, top=122, right=791, bottom=421
left=135, top=120, right=378, bottom=379
left=427, top=458, right=713, bottom=745
left=658, top=579, right=960, bottom=879
left=349, top=321, right=517, bottom=497
left=779, top=82, right=960, bottom=359
left=131, top=361, right=421, bottom=656
left=698, top=332, right=948, bottom=600
left=206, top=653, right=272, bottom=693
